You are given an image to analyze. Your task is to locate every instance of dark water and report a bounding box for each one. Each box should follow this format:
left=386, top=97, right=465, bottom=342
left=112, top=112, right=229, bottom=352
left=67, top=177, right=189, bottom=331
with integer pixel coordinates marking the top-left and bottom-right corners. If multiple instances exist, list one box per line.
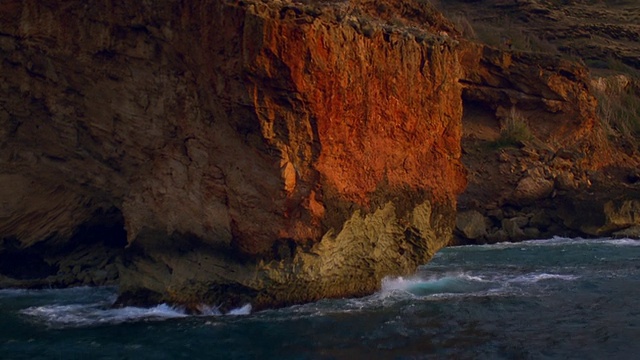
left=2, top=237, right=640, bottom=359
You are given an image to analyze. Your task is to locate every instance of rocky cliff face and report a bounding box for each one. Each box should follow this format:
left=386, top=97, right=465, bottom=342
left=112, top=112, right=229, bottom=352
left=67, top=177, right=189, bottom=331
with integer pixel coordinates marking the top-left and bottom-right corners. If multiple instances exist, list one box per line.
left=442, top=0, right=640, bottom=244
left=0, top=0, right=466, bottom=310
left=4, top=0, right=637, bottom=310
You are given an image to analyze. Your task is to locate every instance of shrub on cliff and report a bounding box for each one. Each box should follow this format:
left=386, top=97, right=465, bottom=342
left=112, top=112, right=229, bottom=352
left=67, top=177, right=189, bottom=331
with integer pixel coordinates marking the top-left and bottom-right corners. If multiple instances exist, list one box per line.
left=492, top=107, right=533, bottom=148
left=594, top=75, right=640, bottom=151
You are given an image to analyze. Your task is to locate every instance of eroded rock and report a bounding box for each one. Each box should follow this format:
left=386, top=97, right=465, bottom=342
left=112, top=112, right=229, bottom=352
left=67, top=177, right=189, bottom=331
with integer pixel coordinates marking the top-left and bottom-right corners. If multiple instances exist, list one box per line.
left=502, top=217, right=526, bottom=240
left=558, top=195, right=640, bottom=236
left=510, top=174, right=554, bottom=206
left=456, top=210, right=488, bottom=240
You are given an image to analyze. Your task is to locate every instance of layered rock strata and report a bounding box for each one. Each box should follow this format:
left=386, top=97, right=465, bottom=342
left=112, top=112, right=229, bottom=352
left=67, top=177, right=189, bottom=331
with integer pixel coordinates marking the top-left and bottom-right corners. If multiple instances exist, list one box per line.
left=444, top=0, right=640, bottom=245
left=0, top=0, right=466, bottom=310
left=453, top=44, right=640, bottom=244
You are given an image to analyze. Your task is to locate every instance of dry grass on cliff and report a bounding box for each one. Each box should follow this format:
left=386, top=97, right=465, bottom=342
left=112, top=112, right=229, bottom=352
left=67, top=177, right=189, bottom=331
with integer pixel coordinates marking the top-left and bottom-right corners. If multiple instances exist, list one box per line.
left=444, top=12, right=559, bottom=55
left=594, top=77, right=640, bottom=151
left=492, top=107, right=533, bottom=148
left=478, top=23, right=556, bottom=54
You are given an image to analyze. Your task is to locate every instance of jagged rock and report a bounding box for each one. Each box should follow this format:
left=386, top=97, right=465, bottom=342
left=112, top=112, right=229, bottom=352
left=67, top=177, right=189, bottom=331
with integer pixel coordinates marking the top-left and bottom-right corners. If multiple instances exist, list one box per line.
left=523, top=227, right=541, bottom=239
left=613, top=226, right=640, bottom=239
left=486, top=229, right=509, bottom=244
left=487, top=208, right=505, bottom=221
left=513, top=216, right=530, bottom=228
left=604, top=199, right=640, bottom=229
left=502, top=218, right=526, bottom=240
left=554, top=171, right=579, bottom=191
left=451, top=0, right=640, bottom=246
left=558, top=195, right=640, bottom=236
left=529, top=210, right=553, bottom=230
left=510, top=175, right=554, bottom=206
left=456, top=210, right=488, bottom=239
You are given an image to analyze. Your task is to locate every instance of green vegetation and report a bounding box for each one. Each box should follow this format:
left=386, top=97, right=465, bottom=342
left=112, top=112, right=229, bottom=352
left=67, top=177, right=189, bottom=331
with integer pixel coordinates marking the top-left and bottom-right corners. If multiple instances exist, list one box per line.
left=492, top=107, right=533, bottom=149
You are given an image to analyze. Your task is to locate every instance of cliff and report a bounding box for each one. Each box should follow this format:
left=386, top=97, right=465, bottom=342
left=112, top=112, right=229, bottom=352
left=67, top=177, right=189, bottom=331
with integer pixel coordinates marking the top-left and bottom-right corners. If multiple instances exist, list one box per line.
left=0, top=0, right=465, bottom=310
left=441, top=0, right=640, bottom=244
left=2, top=0, right=638, bottom=310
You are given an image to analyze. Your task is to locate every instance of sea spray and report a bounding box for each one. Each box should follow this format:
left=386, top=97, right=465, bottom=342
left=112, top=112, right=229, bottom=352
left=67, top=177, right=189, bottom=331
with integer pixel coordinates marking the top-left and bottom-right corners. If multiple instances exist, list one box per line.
left=21, top=303, right=188, bottom=327
left=227, top=304, right=252, bottom=316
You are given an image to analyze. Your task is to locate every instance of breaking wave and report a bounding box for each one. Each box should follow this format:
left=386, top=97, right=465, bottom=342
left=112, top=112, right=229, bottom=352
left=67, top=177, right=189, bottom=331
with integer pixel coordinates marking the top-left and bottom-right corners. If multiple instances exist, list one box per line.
left=464, top=236, right=640, bottom=249
left=18, top=296, right=253, bottom=328
left=377, top=270, right=578, bottom=300
left=21, top=303, right=187, bottom=327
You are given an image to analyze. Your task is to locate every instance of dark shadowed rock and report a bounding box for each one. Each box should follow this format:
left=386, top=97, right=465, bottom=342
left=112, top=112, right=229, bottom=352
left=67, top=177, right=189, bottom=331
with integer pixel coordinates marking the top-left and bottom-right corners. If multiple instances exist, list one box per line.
left=502, top=218, right=526, bottom=240
left=456, top=210, right=488, bottom=240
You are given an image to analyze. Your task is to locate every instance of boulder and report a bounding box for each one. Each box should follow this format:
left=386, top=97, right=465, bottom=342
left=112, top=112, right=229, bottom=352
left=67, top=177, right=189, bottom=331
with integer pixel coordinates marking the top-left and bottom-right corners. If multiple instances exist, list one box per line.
left=486, top=229, right=509, bottom=244
left=558, top=195, right=640, bottom=236
left=502, top=218, right=526, bottom=240
left=554, top=171, right=579, bottom=191
left=613, top=226, right=640, bottom=239
left=529, top=210, right=553, bottom=230
left=510, top=174, right=554, bottom=206
left=456, top=210, right=488, bottom=240
left=523, top=227, right=541, bottom=239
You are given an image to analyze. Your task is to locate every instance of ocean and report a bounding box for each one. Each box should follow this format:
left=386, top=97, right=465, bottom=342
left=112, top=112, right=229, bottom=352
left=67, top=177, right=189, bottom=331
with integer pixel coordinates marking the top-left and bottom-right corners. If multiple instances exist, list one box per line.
left=2, top=237, right=640, bottom=359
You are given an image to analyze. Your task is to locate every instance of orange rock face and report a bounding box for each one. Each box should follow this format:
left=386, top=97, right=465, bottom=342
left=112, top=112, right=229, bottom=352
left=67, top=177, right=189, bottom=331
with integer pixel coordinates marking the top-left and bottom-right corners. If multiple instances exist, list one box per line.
left=242, top=3, right=466, bottom=250
left=0, top=0, right=466, bottom=309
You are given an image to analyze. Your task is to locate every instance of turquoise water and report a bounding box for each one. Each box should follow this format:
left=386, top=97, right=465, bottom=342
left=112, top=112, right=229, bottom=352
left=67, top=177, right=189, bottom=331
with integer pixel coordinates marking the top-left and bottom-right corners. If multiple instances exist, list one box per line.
left=2, top=237, right=640, bottom=359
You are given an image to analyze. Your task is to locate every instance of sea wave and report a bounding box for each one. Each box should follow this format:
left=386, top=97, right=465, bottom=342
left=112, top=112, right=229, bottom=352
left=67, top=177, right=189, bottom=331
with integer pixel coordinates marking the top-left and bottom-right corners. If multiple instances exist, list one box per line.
left=20, top=299, right=253, bottom=328
left=227, top=304, right=252, bottom=315
left=379, top=272, right=495, bottom=300
left=455, top=236, right=640, bottom=250
left=377, top=270, right=579, bottom=301
left=381, top=272, right=487, bottom=293
left=21, top=303, right=188, bottom=327
left=507, top=273, right=579, bottom=283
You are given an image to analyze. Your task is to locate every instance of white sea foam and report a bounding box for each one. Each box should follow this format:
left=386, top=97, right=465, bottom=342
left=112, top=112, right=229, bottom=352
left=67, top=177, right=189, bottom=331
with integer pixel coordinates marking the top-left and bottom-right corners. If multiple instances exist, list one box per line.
left=458, top=236, right=640, bottom=250
left=375, top=269, right=580, bottom=305
left=381, top=276, right=424, bottom=292
left=20, top=300, right=256, bottom=327
left=381, top=272, right=488, bottom=293
left=379, top=272, right=494, bottom=301
left=21, top=303, right=188, bottom=327
left=227, top=304, right=252, bottom=315
left=534, top=237, right=640, bottom=247
left=196, top=304, right=223, bottom=316
left=507, top=273, right=579, bottom=284
left=603, top=238, right=640, bottom=246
